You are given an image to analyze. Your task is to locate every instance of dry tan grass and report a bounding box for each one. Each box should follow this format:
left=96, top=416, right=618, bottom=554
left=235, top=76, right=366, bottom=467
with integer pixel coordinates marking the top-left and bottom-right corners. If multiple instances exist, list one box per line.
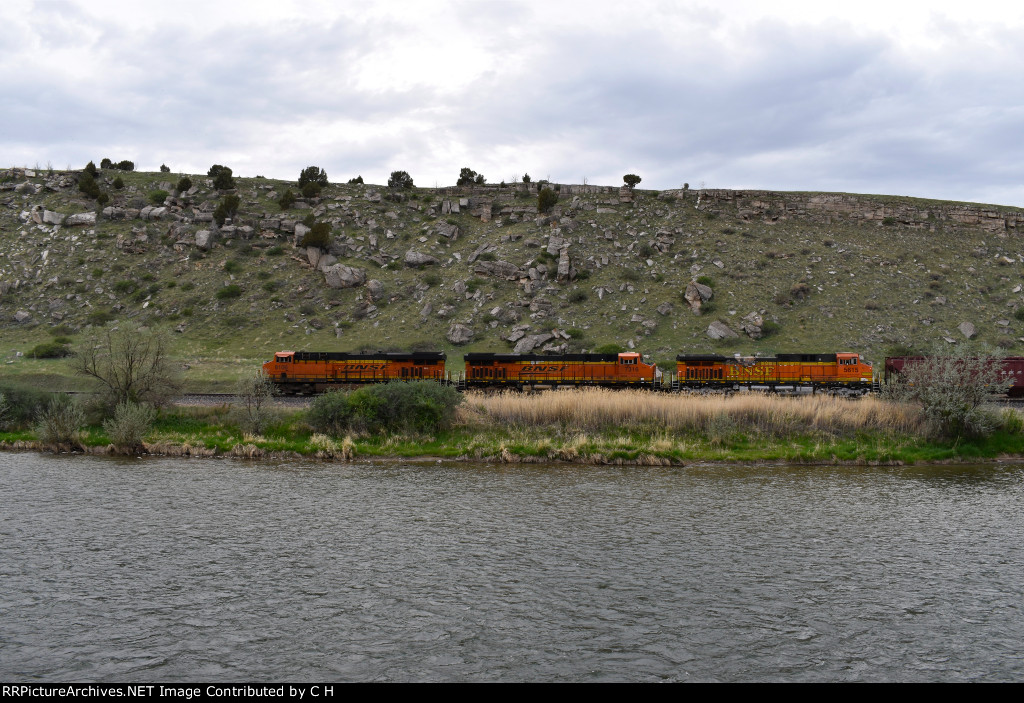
left=459, top=389, right=926, bottom=438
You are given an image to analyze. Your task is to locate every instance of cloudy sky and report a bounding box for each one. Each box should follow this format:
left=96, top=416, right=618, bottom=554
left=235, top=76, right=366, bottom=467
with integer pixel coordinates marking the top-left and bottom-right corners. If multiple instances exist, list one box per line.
left=3, top=0, right=1023, bottom=205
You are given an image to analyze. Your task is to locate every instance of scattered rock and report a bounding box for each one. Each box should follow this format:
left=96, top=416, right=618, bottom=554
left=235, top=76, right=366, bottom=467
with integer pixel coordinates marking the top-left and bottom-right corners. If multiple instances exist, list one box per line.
left=323, top=264, right=366, bottom=289
left=64, top=212, right=96, bottom=226
left=447, top=323, right=474, bottom=345
left=706, top=320, right=739, bottom=339
left=404, top=250, right=439, bottom=267
left=13, top=310, right=31, bottom=323
left=195, top=230, right=213, bottom=250
left=739, top=312, right=764, bottom=339
left=958, top=321, right=977, bottom=339
left=366, top=279, right=384, bottom=301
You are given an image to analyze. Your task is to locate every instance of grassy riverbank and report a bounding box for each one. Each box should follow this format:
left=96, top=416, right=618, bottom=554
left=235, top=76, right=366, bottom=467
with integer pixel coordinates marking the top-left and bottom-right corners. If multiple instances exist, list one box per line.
left=4, top=389, right=1024, bottom=465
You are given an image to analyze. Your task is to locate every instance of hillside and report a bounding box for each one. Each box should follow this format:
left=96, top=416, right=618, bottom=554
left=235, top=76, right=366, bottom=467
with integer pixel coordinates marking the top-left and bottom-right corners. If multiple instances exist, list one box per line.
left=2, top=165, right=1023, bottom=390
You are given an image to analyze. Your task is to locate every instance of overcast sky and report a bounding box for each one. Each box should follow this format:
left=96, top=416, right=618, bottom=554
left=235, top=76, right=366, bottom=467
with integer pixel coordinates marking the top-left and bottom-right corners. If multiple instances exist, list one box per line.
left=3, top=0, right=1023, bottom=205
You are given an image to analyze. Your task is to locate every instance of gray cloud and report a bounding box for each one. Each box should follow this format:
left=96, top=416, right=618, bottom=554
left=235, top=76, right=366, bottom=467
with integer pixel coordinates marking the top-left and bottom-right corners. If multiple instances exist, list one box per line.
left=2, top=1, right=1022, bottom=206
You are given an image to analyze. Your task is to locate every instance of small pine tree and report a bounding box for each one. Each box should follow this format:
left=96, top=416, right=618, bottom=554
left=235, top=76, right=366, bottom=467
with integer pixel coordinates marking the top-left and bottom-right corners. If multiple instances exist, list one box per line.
left=347, top=175, right=364, bottom=185
left=160, top=164, right=170, bottom=173
left=623, top=174, right=641, bottom=189
left=298, top=166, right=328, bottom=188
left=100, top=158, right=113, bottom=169
left=208, top=164, right=235, bottom=190
left=84, top=160, right=98, bottom=177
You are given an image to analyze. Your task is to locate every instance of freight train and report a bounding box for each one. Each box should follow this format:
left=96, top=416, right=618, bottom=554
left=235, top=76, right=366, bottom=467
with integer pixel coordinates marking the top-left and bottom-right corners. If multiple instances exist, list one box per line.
left=884, top=355, right=1024, bottom=397
left=263, top=349, right=877, bottom=395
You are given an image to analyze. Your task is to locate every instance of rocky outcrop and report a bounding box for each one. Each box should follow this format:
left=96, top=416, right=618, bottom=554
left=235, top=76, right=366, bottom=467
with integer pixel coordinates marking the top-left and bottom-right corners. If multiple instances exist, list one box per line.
left=195, top=230, right=213, bottom=250
left=366, top=279, right=384, bottom=301
left=64, top=212, right=96, bottom=226
left=323, top=264, right=366, bottom=289
left=474, top=260, right=520, bottom=280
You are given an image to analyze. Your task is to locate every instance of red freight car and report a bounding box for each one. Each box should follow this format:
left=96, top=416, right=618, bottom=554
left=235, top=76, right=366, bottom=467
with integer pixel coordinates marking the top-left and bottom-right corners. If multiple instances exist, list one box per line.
left=884, top=356, right=1024, bottom=397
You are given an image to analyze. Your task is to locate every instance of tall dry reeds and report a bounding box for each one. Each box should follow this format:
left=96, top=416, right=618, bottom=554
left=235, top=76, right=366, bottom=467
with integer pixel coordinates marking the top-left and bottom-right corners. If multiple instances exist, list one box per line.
left=459, top=389, right=927, bottom=438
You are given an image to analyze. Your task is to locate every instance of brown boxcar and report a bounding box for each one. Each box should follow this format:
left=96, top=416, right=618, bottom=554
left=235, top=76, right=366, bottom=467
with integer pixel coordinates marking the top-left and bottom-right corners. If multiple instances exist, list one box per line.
left=263, top=351, right=446, bottom=394
left=884, top=356, right=1024, bottom=397
left=676, top=352, right=874, bottom=394
left=464, top=352, right=660, bottom=389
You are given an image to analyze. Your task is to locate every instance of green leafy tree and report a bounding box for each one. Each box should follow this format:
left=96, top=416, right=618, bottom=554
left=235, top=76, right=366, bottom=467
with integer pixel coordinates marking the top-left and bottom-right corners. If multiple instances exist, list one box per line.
left=457, top=167, right=485, bottom=187
left=100, top=158, right=113, bottom=169
left=208, top=164, right=235, bottom=190
left=623, top=173, right=642, bottom=189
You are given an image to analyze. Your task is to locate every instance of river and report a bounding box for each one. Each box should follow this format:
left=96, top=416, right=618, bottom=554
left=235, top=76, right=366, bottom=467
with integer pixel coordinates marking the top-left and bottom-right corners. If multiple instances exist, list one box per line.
left=2, top=452, right=1022, bottom=681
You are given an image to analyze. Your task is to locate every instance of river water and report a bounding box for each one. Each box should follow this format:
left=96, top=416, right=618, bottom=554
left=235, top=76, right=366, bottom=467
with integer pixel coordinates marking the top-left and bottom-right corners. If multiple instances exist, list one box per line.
left=2, top=452, right=1022, bottom=682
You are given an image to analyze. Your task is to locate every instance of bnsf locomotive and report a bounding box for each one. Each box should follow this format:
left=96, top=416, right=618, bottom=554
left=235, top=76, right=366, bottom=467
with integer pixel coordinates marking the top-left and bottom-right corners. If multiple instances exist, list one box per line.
left=462, top=352, right=661, bottom=390
left=262, top=351, right=446, bottom=395
left=676, top=352, right=874, bottom=395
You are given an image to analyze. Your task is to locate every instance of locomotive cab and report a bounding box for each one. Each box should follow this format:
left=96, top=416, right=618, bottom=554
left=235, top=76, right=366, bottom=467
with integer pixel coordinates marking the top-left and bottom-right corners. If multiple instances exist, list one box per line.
left=263, top=351, right=295, bottom=379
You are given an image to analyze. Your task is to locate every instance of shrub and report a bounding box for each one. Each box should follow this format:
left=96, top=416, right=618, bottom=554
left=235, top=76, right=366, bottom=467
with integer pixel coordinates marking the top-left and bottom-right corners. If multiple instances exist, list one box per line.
left=176, top=176, right=192, bottom=193
left=87, top=309, right=116, bottom=326
left=760, top=320, right=781, bottom=338
left=96, top=192, right=109, bottom=206
left=423, top=272, right=443, bottom=287
left=522, top=174, right=531, bottom=183
left=100, top=158, right=112, bottom=169
left=160, top=164, right=170, bottom=172
left=232, top=373, right=278, bottom=435
left=300, top=222, right=331, bottom=250
left=35, top=397, right=84, bottom=449
left=537, top=187, right=558, bottom=213
left=113, top=280, right=137, bottom=294
left=594, top=343, right=625, bottom=355
left=115, top=160, right=135, bottom=172
left=0, top=386, right=51, bottom=430
left=213, top=194, right=241, bottom=226
left=308, top=382, right=462, bottom=436
left=568, top=290, right=588, bottom=303
left=112, top=176, right=124, bottom=190
left=208, top=164, right=235, bottom=190
left=696, top=275, right=714, bottom=288
left=623, top=173, right=641, bottom=189
left=149, top=189, right=169, bottom=205
left=267, top=245, right=284, bottom=256
left=102, top=401, right=155, bottom=451
left=216, top=284, right=242, bottom=300
left=883, top=345, right=1014, bottom=441
left=84, top=160, right=98, bottom=177
left=278, top=189, right=296, bottom=210
left=78, top=171, right=101, bottom=199
left=300, top=182, right=321, bottom=199
left=30, top=342, right=71, bottom=359
left=348, top=176, right=364, bottom=185
left=224, top=260, right=243, bottom=273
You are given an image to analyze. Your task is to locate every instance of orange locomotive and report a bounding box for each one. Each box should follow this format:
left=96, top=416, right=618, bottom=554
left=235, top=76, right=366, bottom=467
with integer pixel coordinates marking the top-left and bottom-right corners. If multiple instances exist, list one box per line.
left=675, top=352, right=873, bottom=394
left=463, top=351, right=660, bottom=389
left=263, top=351, right=446, bottom=395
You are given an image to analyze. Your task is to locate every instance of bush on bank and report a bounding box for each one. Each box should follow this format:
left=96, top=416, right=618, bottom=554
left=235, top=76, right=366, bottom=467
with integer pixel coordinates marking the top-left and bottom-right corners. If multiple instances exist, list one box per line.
left=308, top=381, right=463, bottom=436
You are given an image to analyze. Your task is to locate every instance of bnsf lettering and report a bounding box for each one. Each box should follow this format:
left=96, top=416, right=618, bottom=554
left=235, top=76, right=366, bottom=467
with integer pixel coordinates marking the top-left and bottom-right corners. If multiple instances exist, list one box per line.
left=342, top=364, right=387, bottom=370
left=520, top=365, right=568, bottom=374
